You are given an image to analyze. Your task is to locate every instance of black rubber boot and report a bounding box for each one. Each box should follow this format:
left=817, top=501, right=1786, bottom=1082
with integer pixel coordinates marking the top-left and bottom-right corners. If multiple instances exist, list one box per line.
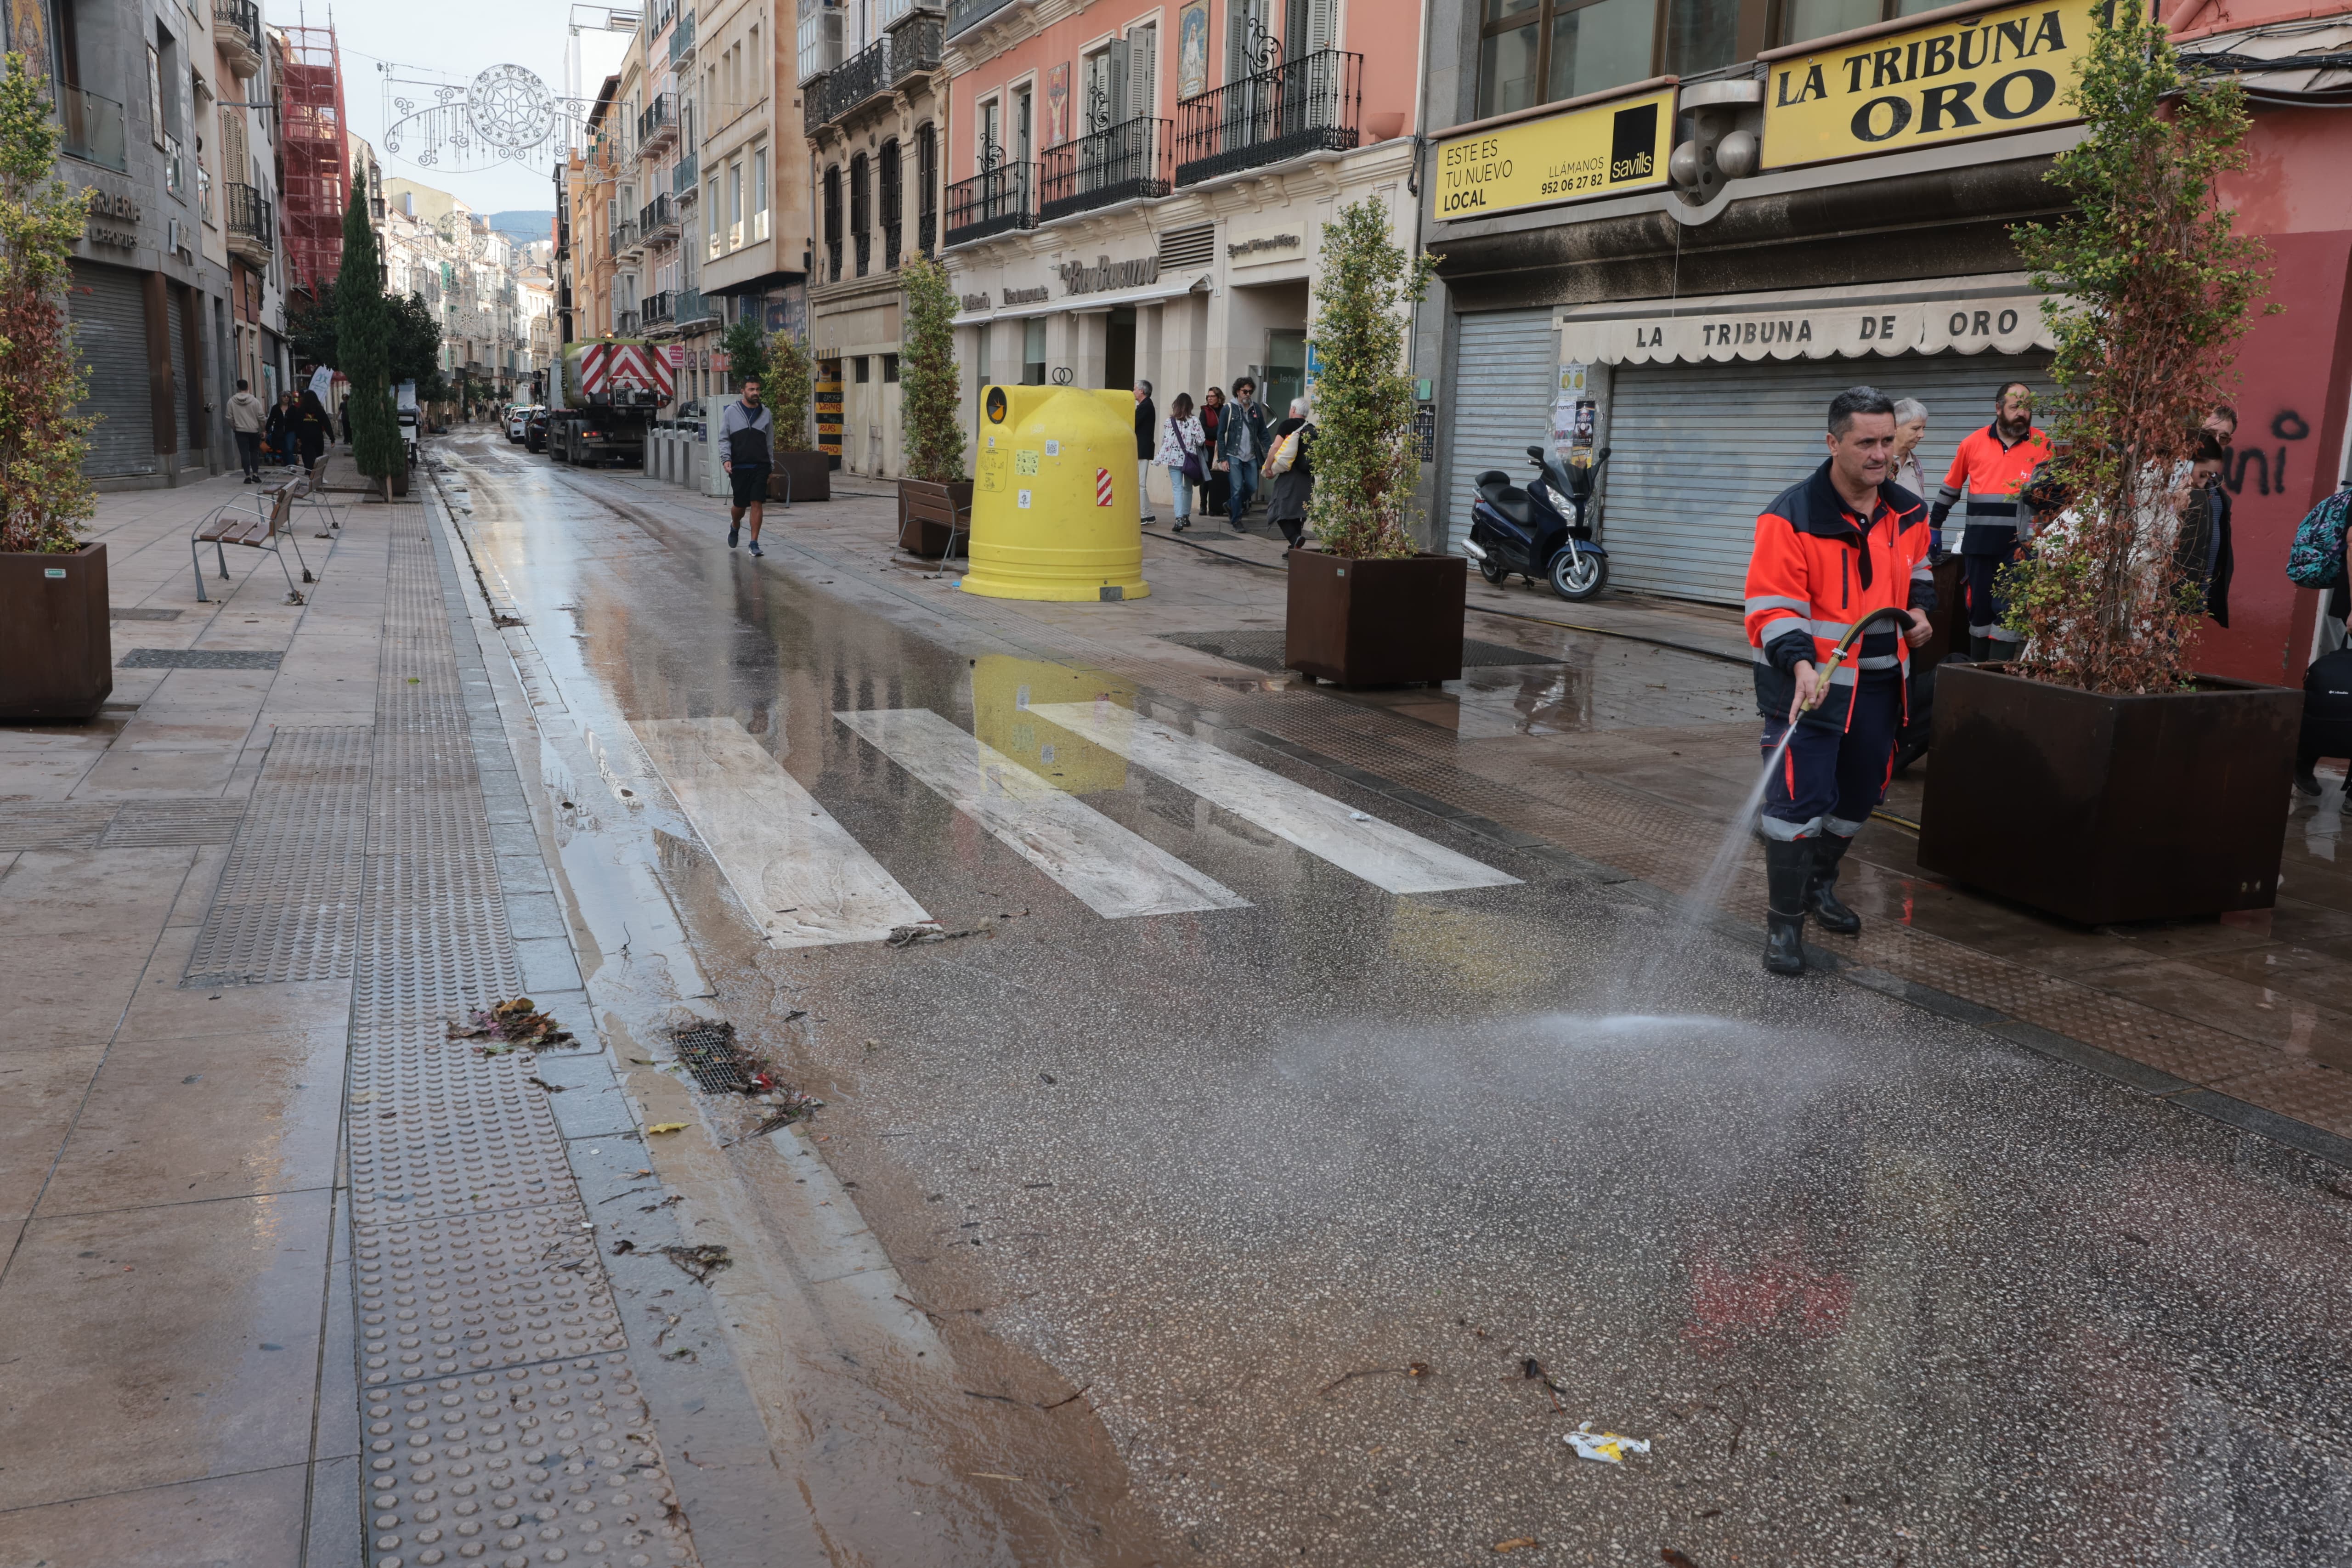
left=1763, top=838, right=1812, bottom=976
left=1807, top=833, right=1862, bottom=935
left=1968, top=634, right=1993, bottom=662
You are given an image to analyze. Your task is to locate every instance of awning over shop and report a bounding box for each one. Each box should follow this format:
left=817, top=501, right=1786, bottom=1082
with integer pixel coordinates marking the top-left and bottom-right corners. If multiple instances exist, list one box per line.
left=953, top=273, right=1212, bottom=328
left=1553, top=273, right=2059, bottom=366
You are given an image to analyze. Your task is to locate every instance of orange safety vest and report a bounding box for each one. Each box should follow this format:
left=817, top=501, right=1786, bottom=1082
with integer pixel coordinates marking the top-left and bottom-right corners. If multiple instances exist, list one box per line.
left=1745, top=463, right=1934, bottom=730
left=1938, top=423, right=2052, bottom=554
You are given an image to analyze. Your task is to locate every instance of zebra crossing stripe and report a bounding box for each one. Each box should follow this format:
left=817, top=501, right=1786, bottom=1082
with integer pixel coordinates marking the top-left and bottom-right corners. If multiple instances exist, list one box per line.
left=1029, top=702, right=1521, bottom=895
left=632, top=717, right=931, bottom=948
left=834, top=708, right=1250, bottom=919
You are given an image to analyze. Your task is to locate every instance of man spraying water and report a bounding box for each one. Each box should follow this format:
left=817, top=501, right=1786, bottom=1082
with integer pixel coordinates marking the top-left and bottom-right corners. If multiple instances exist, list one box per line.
left=1744, top=386, right=1937, bottom=976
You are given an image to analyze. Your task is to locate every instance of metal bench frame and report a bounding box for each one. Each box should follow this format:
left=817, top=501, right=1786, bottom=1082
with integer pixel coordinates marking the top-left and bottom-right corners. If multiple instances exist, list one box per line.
left=191, top=482, right=313, bottom=603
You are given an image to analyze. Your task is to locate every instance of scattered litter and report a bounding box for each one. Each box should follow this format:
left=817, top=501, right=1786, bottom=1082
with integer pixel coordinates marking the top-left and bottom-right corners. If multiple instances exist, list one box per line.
left=1521, top=1358, right=1566, bottom=1412
left=970, top=1472, right=1024, bottom=1483
left=526, top=1076, right=566, bottom=1094
left=1566, top=1425, right=1651, bottom=1464
left=1318, top=1363, right=1431, bottom=1397
left=660, top=1243, right=732, bottom=1282
left=1350, top=811, right=1371, bottom=821
left=1493, top=1540, right=1540, bottom=1555
left=448, top=997, right=577, bottom=1054
left=609, top=1239, right=638, bottom=1255
left=746, top=1090, right=825, bottom=1138
left=647, top=1122, right=688, bottom=1135
left=886, top=920, right=982, bottom=947
left=491, top=613, right=525, bottom=628
left=350, top=1089, right=379, bottom=1105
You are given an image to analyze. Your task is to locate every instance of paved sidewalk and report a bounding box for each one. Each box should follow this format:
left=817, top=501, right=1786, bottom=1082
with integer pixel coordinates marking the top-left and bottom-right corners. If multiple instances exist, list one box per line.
left=565, top=463, right=2352, bottom=1159
left=0, top=475, right=706, bottom=1565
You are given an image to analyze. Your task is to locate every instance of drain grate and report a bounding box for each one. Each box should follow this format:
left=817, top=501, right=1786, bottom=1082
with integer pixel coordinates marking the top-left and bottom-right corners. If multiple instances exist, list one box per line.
left=671, top=1021, right=750, bottom=1094
left=118, top=647, right=283, bottom=669
left=0, top=797, right=249, bottom=851
left=109, top=606, right=183, bottom=622
left=1159, top=628, right=1562, bottom=673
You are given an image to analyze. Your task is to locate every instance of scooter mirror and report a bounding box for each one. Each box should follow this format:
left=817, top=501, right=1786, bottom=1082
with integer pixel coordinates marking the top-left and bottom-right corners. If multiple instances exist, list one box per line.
left=1526, top=445, right=1546, bottom=462
left=1597, top=446, right=1612, bottom=461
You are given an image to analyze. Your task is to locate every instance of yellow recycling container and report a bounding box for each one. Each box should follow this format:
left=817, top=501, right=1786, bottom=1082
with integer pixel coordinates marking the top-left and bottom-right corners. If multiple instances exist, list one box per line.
left=960, top=385, right=1149, bottom=602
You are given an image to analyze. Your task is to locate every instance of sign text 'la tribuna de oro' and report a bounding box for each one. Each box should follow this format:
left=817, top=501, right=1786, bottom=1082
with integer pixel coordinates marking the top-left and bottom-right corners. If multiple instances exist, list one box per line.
left=1435, top=0, right=2094, bottom=220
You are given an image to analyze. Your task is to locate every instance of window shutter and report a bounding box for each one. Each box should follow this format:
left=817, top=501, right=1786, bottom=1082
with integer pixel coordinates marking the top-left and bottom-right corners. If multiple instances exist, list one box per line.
left=1128, top=24, right=1156, bottom=117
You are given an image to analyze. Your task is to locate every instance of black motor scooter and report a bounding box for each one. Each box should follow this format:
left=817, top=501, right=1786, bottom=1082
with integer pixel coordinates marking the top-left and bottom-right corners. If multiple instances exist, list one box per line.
left=1463, top=445, right=1611, bottom=602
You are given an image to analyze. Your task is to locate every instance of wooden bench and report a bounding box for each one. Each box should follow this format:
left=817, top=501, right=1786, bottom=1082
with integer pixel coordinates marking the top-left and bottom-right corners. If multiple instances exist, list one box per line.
left=897, top=479, right=973, bottom=560
left=192, top=482, right=313, bottom=603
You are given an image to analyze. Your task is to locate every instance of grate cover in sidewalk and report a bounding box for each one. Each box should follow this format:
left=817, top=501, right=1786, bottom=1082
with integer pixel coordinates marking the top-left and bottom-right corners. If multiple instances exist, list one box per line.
left=118, top=646, right=284, bottom=669
left=0, top=797, right=249, bottom=852
left=670, top=1021, right=750, bottom=1094
left=1160, top=628, right=1562, bottom=672
left=109, top=606, right=183, bottom=621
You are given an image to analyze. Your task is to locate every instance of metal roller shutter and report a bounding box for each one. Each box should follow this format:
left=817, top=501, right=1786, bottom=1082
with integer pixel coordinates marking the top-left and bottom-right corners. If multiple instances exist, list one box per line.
left=167, top=286, right=193, bottom=455
left=68, top=261, right=158, bottom=479
left=1599, top=352, right=2052, bottom=605
left=1439, top=308, right=1558, bottom=551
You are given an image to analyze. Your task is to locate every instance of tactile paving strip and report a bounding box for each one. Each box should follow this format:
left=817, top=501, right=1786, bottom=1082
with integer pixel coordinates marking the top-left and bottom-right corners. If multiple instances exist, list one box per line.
left=362, top=1358, right=695, bottom=1568
left=354, top=1211, right=624, bottom=1388
left=184, top=726, right=372, bottom=986
left=348, top=515, right=699, bottom=1566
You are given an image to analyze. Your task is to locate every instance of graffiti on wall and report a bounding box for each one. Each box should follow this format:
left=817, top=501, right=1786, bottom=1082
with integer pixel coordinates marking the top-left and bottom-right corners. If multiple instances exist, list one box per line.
left=2225, top=409, right=2313, bottom=498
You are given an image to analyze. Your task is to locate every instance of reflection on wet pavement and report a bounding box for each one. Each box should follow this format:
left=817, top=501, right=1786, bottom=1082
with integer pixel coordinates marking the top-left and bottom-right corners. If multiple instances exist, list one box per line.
left=441, top=432, right=2352, bottom=1566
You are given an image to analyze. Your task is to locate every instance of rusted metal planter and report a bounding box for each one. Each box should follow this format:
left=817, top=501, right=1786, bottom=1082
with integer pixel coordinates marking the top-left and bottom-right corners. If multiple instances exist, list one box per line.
left=0, top=543, right=111, bottom=720
left=770, top=451, right=831, bottom=504
left=1918, top=662, right=2300, bottom=924
left=1284, top=550, right=1466, bottom=688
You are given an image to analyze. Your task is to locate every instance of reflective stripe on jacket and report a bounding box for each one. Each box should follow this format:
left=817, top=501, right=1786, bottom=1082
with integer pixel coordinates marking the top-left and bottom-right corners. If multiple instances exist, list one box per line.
left=1744, top=461, right=1934, bottom=732
left=1938, top=423, right=2052, bottom=555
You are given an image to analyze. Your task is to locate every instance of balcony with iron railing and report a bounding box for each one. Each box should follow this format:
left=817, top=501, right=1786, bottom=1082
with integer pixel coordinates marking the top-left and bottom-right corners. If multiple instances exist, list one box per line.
left=669, top=10, right=696, bottom=63
left=642, top=290, right=675, bottom=327
left=1040, top=115, right=1170, bottom=223
left=610, top=220, right=639, bottom=257
left=214, top=0, right=264, bottom=77
left=637, top=92, right=677, bottom=152
left=640, top=193, right=678, bottom=241
left=943, top=160, right=1034, bottom=248
left=944, top=0, right=1015, bottom=40
left=1174, top=49, right=1360, bottom=187
left=672, top=152, right=698, bottom=195
left=59, top=86, right=126, bottom=173
left=673, top=287, right=717, bottom=328
left=225, top=181, right=272, bottom=263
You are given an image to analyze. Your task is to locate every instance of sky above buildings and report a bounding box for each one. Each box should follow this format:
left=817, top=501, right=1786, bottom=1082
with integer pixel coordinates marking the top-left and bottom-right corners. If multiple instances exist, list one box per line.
left=264, top=0, right=631, bottom=213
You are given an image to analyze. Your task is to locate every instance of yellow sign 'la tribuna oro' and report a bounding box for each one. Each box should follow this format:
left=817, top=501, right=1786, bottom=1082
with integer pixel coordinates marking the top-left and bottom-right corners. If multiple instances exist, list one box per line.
left=1435, top=86, right=1677, bottom=221
left=1761, top=0, right=2100, bottom=169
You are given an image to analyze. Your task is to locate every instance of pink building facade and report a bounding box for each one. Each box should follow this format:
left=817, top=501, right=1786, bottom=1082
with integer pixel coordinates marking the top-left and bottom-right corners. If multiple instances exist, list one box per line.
left=938, top=0, right=1427, bottom=493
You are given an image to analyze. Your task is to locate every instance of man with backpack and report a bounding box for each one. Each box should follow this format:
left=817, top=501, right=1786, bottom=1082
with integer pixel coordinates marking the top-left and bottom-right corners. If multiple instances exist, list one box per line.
left=1263, top=397, right=1315, bottom=548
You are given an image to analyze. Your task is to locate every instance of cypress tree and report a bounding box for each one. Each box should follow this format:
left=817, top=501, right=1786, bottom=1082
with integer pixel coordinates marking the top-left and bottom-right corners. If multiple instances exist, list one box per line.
left=898, top=255, right=963, bottom=483
left=337, top=169, right=402, bottom=485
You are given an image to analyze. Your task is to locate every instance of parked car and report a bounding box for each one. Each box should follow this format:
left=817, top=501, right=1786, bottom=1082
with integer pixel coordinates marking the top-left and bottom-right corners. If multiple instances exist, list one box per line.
left=524, top=408, right=549, bottom=453
left=507, top=407, right=534, bottom=442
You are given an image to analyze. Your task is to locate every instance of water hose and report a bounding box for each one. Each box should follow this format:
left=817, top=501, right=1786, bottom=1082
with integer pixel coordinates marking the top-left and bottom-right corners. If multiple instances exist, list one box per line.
left=1802, top=607, right=1916, bottom=711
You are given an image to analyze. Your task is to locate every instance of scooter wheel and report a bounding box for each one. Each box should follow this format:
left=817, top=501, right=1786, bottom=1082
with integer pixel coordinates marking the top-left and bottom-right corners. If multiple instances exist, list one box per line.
left=1550, top=547, right=1607, bottom=601
left=1478, top=558, right=1507, bottom=584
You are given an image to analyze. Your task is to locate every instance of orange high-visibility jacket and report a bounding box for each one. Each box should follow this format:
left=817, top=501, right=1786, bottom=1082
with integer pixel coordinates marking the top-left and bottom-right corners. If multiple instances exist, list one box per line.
left=1934, top=423, right=2052, bottom=555
left=1745, top=462, right=1935, bottom=731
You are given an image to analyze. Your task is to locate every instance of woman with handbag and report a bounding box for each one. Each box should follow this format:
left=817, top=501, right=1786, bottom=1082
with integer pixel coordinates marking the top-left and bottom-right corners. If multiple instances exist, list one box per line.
left=1157, top=393, right=1206, bottom=532
left=1198, top=386, right=1229, bottom=518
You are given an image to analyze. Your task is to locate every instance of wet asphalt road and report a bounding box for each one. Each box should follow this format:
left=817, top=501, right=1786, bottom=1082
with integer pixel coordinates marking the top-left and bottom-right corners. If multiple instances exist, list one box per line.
left=441, top=430, right=2352, bottom=1567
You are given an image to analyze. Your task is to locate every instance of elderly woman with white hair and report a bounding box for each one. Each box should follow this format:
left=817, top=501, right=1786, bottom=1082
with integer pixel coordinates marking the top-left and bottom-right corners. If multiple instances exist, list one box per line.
left=1262, top=396, right=1316, bottom=548
left=1891, top=397, right=1930, bottom=515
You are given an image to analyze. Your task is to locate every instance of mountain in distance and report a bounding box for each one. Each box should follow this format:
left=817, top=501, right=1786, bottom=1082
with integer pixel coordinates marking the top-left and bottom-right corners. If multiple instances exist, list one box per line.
left=486, top=210, right=556, bottom=246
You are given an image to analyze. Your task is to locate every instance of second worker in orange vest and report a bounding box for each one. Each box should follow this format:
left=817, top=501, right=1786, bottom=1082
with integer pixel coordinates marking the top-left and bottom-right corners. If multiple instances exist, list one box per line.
left=1932, top=381, right=2052, bottom=662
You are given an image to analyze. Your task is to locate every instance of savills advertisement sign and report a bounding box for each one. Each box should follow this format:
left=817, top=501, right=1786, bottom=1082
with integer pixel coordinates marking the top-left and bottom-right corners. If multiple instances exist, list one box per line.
left=1434, top=86, right=1676, bottom=221
left=1761, top=0, right=2099, bottom=170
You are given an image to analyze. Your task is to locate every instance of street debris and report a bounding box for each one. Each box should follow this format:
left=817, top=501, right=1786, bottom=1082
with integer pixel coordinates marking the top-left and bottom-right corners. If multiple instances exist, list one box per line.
left=1566, top=1425, right=1651, bottom=1464
left=609, top=1239, right=637, bottom=1255
left=448, top=997, right=577, bottom=1054
left=647, top=1122, right=688, bottom=1134
left=1521, top=1357, right=1567, bottom=1412
left=660, top=1243, right=732, bottom=1283
left=1493, top=1540, right=1540, bottom=1554
left=1661, top=1549, right=1701, bottom=1568
left=747, top=1091, right=825, bottom=1138
left=526, top=1076, right=566, bottom=1094
left=1318, top=1363, right=1431, bottom=1397
left=885, top=920, right=984, bottom=947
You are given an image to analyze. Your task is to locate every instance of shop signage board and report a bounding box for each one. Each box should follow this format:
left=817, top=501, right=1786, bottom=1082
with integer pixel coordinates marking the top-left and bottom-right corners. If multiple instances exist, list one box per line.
left=1761, top=0, right=2100, bottom=170
left=1558, top=294, right=2054, bottom=364
left=1434, top=86, right=1676, bottom=221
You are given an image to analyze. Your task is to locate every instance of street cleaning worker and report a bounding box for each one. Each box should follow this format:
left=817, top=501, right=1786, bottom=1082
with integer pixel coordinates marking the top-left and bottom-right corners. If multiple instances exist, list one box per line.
left=1931, top=381, right=2051, bottom=662
left=1745, top=386, right=1935, bottom=976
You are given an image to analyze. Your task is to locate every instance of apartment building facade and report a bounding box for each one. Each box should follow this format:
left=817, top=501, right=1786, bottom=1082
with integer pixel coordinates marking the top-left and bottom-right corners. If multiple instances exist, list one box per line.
left=695, top=0, right=813, bottom=391
left=939, top=0, right=1424, bottom=504
left=633, top=1, right=724, bottom=406
left=800, top=0, right=946, bottom=475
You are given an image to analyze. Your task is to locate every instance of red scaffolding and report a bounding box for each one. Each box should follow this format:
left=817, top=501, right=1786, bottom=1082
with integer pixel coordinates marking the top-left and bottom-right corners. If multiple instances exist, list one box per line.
left=277, top=23, right=348, bottom=300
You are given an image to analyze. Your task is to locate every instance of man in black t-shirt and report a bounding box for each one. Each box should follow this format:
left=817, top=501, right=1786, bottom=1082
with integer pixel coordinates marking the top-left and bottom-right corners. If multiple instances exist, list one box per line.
left=718, top=378, right=775, bottom=555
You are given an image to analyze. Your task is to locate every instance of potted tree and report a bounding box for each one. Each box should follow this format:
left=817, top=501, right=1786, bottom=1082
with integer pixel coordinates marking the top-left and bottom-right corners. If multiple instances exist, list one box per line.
left=338, top=172, right=406, bottom=498
left=764, top=324, right=828, bottom=503
left=0, top=51, right=105, bottom=720
left=1917, top=4, right=2296, bottom=925
left=1284, top=200, right=1459, bottom=687
left=896, top=254, right=969, bottom=559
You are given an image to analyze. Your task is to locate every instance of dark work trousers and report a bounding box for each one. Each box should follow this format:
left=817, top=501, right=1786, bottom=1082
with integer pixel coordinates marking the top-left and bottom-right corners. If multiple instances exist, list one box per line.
left=1758, top=676, right=1903, bottom=841
left=1962, top=533, right=2024, bottom=651
left=234, top=430, right=262, bottom=479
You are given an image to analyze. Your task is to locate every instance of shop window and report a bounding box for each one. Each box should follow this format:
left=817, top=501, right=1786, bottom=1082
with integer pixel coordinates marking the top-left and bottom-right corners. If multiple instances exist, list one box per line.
left=1022, top=319, right=1046, bottom=385
left=882, top=353, right=899, bottom=383
left=1476, top=0, right=1749, bottom=117
left=1780, top=0, right=1945, bottom=47
left=850, top=153, right=871, bottom=277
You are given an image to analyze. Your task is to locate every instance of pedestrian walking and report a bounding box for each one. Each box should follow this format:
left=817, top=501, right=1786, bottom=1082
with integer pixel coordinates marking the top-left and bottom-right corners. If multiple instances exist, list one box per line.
left=296, top=389, right=333, bottom=471
left=1133, top=380, right=1157, bottom=523
left=226, top=379, right=267, bottom=482
left=1263, top=397, right=1315, bottom=548
left=1156, top=393, right=1205, bottom=532
left=1198, top=387, right=1228, bottom=518
left=1931, top=382, right=2051, bottom=662
left=718, top=377, right=775, bottom=556
left=1744, top=385, right=1935, bottom=976
left=2199, top=405, right=2238, bottom=626
left=1215, top=376, right=1271, bottom=533
left=339, top=395, right=353, bottom=446
left=1890, top=398, right=1929, bottom=508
